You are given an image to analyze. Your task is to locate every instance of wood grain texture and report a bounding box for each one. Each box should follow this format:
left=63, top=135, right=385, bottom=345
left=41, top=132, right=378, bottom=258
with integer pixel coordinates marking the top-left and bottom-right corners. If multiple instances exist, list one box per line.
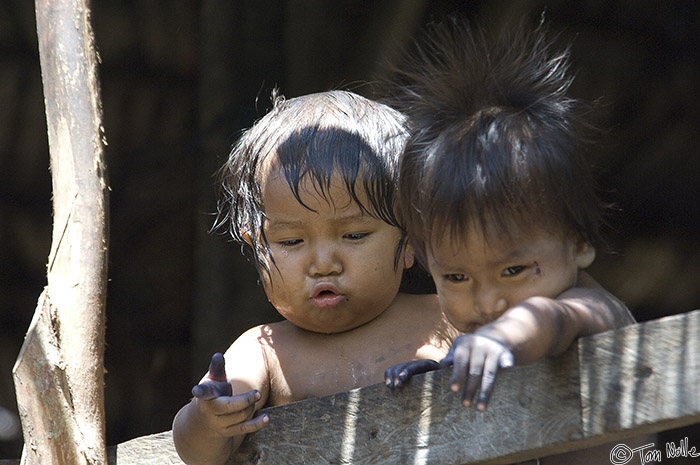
left=107, top=431, right=183, bottom=465
left=228, top=349, right=580, bottom=465
left=13, top=0, right=109, bottom=463
left=100, top=310, right=700, bottom=464
left=580, top=309, right=700, bottom=438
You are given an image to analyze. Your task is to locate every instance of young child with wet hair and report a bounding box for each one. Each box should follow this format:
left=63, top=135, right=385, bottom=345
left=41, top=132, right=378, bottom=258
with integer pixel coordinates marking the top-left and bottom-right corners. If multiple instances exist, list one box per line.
left=172, top=84, right=637, bottom=465
left=382, top=18, right=652, bottom=464
left=172, top=89, right=458, bottom=465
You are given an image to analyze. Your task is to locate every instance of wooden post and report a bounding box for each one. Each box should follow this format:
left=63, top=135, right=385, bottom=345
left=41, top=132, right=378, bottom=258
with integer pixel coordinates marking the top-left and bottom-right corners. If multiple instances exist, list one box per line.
left=12, top=0, right=109, bottom=464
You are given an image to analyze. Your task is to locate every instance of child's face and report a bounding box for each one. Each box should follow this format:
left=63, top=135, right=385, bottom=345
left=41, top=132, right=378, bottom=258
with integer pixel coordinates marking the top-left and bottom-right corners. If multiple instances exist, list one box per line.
left=426, top=221, right=594, bottom=333
left=255, top=167, right=414, bottom=334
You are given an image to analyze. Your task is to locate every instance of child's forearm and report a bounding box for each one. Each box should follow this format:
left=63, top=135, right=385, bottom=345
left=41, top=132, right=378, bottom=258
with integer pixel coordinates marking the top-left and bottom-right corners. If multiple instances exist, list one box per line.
left=172, top=400, right=238, bottom=465
left=473, top=296, right=569, bottom=365
left=473, top=286, right=633, bottom=366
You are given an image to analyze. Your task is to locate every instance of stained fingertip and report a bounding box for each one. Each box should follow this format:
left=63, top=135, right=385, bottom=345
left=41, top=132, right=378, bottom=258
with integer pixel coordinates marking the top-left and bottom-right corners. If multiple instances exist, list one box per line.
left=208, top=353, right=227, bottom=382
left=500, top=354, right=514, bottom=368
left=191, top=385, right=203, bottom=398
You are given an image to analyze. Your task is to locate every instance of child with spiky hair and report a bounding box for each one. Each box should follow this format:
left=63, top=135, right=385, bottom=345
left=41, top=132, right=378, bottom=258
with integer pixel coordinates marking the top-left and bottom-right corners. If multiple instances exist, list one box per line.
left=173, top=80, right=640, bottom=464
left=383, top=17, right=654, bottom=463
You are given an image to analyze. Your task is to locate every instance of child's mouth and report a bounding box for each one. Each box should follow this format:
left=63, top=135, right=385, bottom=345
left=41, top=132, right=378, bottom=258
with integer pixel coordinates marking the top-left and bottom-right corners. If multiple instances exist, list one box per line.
left=310, top=285, right=346, bottom=308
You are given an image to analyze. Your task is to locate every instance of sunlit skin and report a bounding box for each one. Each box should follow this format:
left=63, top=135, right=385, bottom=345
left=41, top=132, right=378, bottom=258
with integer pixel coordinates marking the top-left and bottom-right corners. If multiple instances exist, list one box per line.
left=386, top=218, right=635, bottom=412
left=172, top=164, right=458, bottom=465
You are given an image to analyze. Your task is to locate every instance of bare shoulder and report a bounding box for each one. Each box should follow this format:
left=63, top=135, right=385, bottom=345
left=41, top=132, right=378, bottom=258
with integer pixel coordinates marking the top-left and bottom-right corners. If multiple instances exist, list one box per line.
left=566, top=271, right=637, bottom=329
left=224, top=320, right=303, bottom=359
left=385, top=293, right=459, bottom=350
left=219, top=324, right=284, bottom=398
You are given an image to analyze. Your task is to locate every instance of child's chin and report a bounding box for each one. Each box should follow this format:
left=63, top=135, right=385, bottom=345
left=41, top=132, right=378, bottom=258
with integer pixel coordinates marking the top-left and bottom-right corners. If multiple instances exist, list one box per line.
left=293, top=317, right=366, bottom=335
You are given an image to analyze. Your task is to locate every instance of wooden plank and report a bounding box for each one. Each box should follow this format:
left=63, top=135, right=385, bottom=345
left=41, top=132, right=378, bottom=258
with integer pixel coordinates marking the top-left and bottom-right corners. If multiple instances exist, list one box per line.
left=580, top=309, right=700, bottom=437
left=106, top=431, right=183, bottom=465
left=100, top=309, right=700, bottom=464
left=228, top=349, right=581, bottom=465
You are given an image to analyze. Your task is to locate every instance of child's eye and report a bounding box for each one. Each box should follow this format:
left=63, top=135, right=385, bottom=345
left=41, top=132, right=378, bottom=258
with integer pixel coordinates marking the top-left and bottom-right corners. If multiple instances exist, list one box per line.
left=445, top=273, right=468, bottom=282
left=280, top=239, right=303, bottom=247
left=344, top=232, right=368, bottom=241
left=502, top=265, right=526, bottom=276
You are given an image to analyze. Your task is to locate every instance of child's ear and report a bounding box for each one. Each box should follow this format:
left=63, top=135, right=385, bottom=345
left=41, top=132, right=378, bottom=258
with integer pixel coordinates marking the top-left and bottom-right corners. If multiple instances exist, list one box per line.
left=403, top=241, right=415, bottom=270
left=575, top=241, right=596, bottom=269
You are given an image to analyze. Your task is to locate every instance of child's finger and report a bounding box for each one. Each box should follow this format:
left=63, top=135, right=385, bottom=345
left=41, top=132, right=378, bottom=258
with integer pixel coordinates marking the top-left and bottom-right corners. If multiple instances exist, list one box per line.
left=192, top=379, right=233, bottom=400
left=208, top=352, right=227, bottom=382
left=499, top=350, right=514, bottom=369
left=385, top=360, right=439, bottom=388
left=226, top=413, right=270, bottom=437
left=212, top=389, right=261, bottom=415
left=384, top=363, right=405, bottom=387
left=400, top=360, right=440, bottom=385
left=448, top=343, right=470, bottom=392
left=475, top=355, right=501, bottom=411
left=462, top=351, right=486, bottom=407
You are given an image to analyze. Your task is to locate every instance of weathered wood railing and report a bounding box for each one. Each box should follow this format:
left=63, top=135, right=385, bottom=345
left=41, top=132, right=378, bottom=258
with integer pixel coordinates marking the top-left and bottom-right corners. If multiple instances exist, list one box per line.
left=2, top=309, right=697, bottom=465
left=90, top=308, right=700, bottom=465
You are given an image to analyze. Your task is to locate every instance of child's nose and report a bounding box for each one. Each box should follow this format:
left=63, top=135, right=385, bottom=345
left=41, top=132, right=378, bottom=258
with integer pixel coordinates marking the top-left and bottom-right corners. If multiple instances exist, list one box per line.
left=472, top=287, right=509, bottom=322
left=309, top=244, right=342, bottom=277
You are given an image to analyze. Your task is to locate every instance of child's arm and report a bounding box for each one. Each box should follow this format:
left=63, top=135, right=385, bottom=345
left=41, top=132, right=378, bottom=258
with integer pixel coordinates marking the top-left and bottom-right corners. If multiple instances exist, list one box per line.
left=172, top=329, right=270, bottom=465
left=448, top=273, right=634, bottom=409
left=478, top=272, right=634, bottom=365
left=386, top=273, right=635, bottom=409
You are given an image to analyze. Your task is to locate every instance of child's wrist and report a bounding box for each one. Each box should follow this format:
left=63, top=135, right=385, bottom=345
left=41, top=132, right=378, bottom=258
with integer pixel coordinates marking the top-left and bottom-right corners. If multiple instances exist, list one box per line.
left=473, top=328, right=511, bottom=351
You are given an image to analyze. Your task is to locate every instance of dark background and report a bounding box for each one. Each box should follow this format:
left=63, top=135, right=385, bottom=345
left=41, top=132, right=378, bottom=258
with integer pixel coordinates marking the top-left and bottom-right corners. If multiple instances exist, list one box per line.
left=2, top=0, right=699, bottom=461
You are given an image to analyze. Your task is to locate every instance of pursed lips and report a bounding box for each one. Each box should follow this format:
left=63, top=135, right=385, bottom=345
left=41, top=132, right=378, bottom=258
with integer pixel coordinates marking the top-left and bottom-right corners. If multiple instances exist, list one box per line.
left=310, top=282, right=346, bottom=308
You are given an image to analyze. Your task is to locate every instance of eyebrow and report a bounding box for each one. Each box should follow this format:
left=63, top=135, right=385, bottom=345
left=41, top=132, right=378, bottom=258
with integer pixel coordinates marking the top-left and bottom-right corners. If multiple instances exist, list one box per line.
left=433, top=245, right=531, bottom=272
left=265, top=211, right=374, bottom=230
left=481, top=248, right=532, bottom=268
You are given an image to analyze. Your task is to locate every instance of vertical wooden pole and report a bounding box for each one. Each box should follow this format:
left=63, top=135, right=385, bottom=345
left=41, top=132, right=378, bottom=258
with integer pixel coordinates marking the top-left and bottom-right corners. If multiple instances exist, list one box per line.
left=12, top=0, right=109, bottom=464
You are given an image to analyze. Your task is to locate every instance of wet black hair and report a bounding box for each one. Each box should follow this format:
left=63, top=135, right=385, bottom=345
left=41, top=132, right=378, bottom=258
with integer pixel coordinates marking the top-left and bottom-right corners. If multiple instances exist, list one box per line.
left=385, top=18, right=607, bottom=264
left=214, top=89, right=409, bottom=276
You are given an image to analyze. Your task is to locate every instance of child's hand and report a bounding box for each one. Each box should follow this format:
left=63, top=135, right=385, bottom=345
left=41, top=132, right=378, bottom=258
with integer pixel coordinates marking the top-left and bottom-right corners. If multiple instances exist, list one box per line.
left=441, top=334, right=514, bottom=411
left=384, top=359, right=443, bottom=388
left=192, top=352, right=233, bottom=399
left=191, top=353, right=269, bottom=437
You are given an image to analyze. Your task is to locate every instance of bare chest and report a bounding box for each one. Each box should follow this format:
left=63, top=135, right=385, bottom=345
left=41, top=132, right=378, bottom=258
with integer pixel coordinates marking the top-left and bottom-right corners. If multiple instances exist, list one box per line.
left=264, top=334, right=442, bottom=406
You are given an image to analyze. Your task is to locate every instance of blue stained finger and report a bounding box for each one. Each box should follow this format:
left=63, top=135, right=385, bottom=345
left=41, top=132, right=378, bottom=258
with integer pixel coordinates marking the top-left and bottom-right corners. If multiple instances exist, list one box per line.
left=463, top=372, right=482, bottom=406
left=192, top=379, right=233, bottom=399
left=192, top=383, right=215, bottom=399
left=208, top=352, right=227, bottom=381
left=476, top=371, right=498, bottom=411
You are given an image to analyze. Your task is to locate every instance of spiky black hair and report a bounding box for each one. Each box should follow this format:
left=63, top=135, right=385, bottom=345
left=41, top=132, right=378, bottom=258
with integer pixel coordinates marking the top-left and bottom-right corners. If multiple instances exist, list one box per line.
left=385, top=17, right=606, bottom=263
